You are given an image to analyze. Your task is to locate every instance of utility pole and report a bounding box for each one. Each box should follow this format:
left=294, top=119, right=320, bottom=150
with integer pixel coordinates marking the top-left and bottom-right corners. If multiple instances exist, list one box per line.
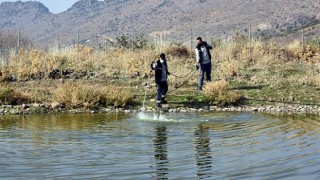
left=77, top=29, right=79, bottom=62
left=17, top=28, right=20, bottom=53
left=190, top=27, right=193, bottom=60
left=301, top=29, right=304, bottom=53
left=0, top=30, right=2, bottom=66
left=249, top=26, right=252, bottom=60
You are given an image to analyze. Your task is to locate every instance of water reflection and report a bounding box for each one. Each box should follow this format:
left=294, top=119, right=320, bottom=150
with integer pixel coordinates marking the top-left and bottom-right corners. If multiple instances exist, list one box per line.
left=194, top=123, right=213, bottom=179
left=153, top=124, right=169, bottom=179
left=0, top=113, right=130, bottom=148
left=0, top=113, right=128, bottom=131
left=1, top=113, right=320, bottom=179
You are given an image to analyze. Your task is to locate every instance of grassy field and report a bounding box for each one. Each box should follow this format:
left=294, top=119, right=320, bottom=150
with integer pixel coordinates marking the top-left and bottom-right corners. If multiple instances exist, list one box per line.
left=0, top=36, right=319, bottom=109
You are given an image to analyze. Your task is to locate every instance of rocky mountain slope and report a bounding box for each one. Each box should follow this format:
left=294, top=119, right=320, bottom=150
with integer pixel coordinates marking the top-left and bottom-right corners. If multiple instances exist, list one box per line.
left=0, top=0, right=319, bottom=48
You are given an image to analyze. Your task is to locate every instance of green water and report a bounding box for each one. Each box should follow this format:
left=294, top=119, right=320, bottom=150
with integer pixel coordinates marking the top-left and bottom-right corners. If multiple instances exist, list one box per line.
left=0, top=112, right=319, bottom=179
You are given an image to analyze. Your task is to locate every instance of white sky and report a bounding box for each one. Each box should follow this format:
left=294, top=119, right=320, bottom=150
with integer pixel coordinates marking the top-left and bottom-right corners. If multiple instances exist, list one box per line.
left=0, top=0, right=81, bottom=14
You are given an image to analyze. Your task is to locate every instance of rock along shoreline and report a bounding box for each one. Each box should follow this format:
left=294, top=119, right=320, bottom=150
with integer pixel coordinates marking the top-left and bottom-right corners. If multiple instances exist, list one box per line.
left=0, top=103, right=320, bottom=116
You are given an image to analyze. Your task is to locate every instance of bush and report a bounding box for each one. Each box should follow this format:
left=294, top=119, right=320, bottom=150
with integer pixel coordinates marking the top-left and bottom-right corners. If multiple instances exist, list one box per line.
left=53, top=82, right=134, bottom=108
left=0, top=84, right=30, bottom=105
left=107, top=34, right=148, bottom=49
left=100, top=85, right=134, bottom=107
left=165, top=45, right=189, bottom=58
left=53, top=82, right=100, bottom=107
left=203, top=80, right=243, bottom=106
left=309, top=36, right=320, bottom=48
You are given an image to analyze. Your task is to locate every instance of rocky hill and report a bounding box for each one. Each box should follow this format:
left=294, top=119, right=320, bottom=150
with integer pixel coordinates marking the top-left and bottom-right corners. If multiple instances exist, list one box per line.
left=0, top=0, right=320, bottom=48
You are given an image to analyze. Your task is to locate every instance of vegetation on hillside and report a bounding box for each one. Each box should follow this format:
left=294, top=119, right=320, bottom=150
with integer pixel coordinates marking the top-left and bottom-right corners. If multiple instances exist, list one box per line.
left=0, top=33, right=319, bottom=108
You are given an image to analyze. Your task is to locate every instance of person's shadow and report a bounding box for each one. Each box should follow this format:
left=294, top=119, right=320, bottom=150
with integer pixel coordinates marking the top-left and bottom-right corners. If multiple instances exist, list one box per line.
left=194, top=123, right=213, bottom=179
left=153, top=124, right=169, bottom=179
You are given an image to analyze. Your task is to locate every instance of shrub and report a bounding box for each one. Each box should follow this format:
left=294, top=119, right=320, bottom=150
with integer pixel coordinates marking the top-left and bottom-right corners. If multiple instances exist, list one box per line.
left=0, top=84, right=30, bottom=105
left=203, top=80, right=242, bottom=106
left=215, top=60, right=240, bottom=78
left=309, top=36, right=320, bottom=48
left=107, top=34, right=148, bottom=49
left=53, top=81, right=100, bottom=107
left=165, top=45, right=189, bottom=58
left=53, top=82, right=134, bottom=108
left=99, top=85, right=134, bottom=107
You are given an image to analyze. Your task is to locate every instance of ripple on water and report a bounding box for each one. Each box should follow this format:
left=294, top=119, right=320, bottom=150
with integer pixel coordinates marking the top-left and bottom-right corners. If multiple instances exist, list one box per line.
left=0, top=113, right=320, bottom=179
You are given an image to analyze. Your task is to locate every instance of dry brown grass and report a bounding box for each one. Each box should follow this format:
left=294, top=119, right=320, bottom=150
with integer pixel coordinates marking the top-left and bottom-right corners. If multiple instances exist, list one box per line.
left=0, top=83, right=31, bottom=105
left=203, top=80, right=242, bottom=106
left=165, top=45, right=189, bottom=58
left=0, top=37, right=319, bottom=107
left=2, top=39, right=317, bottom=83
left=53, top=81, right=134, bottom=108
left=53, top=81, right=100, bottom=108
left=99, top=85, right=134, bottom=107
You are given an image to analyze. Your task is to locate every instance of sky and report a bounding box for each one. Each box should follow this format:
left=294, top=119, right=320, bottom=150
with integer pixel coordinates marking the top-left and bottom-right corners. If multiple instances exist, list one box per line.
left=0, top=0, right=80, bottom=14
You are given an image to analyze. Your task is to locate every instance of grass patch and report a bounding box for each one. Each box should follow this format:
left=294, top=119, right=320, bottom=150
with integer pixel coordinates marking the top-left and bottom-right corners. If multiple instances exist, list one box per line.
left=99, top=85, right=134, bottom=107
left=53, top=81, right=101, bottom=108
left=53, top=81, right=134, bottom=108
left=0, top=84, right=31, bottom=105
left=203, top=80, right=243, bottom=107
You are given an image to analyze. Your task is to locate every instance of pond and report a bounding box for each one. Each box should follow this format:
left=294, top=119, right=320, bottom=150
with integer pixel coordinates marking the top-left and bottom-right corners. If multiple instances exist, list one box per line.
left=0, top=112, right=320, bottom=179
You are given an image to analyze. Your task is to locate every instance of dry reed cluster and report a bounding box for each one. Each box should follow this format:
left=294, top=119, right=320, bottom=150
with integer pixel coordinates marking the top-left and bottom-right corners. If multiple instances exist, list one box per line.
left=53, top=81, right=133, bottom=108
left=0, top=84, right=30, bottom=105
left=203, top=80, right=243, bottom=106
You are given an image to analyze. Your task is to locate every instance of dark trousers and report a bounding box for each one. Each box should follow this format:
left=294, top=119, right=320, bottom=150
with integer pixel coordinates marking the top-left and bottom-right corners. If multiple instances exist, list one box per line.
left=157, top=81, right=168, bottom=102
left=198, top=62, right=211, bottom=89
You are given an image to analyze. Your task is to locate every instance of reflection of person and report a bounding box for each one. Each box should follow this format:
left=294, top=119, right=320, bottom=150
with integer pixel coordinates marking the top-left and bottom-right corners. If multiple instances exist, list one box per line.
left=195, top=37, right=213, bottom=91
left=194, top=123, right=213, bottom=178
left=153, top=124, right=169, bottom=179
left=150, top=53, right=170, bottom=108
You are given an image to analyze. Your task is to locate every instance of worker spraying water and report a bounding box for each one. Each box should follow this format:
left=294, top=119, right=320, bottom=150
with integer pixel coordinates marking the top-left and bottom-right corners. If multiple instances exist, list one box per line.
left=140, top=52, right=197, bottom=114
left=150, top=53, right=171, bottom=108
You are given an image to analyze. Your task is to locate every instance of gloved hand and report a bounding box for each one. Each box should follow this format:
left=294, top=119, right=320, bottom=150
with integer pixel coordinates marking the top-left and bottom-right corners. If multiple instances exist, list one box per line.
left=196, top=64, right=199, bottom=70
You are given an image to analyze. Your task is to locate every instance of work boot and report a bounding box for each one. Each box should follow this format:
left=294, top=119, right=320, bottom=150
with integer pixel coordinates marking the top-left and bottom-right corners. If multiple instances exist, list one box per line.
left=160, top=97, right=167, bottom=104
left=157, top=102, right=162, bottom=108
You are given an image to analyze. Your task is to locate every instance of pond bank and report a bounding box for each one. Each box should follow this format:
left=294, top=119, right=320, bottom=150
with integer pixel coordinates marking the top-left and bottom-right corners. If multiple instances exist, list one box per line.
left=1, top=103, right=319, bottom=116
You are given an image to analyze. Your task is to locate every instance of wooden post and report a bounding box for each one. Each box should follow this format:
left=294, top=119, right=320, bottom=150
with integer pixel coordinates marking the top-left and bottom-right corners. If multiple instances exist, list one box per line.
left=190, top=27, right=193, bottom=60
left=249, top=26, right=252, bottom=60
left=301, top=29, right=304, bottom=53
left=17, top=28, right=20, bottom=55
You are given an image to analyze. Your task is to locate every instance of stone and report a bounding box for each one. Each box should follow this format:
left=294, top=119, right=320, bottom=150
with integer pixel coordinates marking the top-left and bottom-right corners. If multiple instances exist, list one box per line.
left=288, top=96, right=295, bottom=101
left=180, top=109, right=188, bottom=113
left=32, top=103, right=41, bottom=107
left=9, top=109, right=21, bottom=115
left=190, top=108, right=197, bottom=112
left=210, top=106, right=217, bottom=110
left=161, top=104, right=169, bottom=108
left=202, top=106, right=210, bottom=110
left=22, top=104, right=29, bottom=109
left=2, top=105, right=13, bottom=108
left=116, top=108, right=124, bottom=113
left=51, top=102, right=61, bottom=109
left=105, top=108, right=113, bottom=112
left=251, top=108, right=258, bottom=112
